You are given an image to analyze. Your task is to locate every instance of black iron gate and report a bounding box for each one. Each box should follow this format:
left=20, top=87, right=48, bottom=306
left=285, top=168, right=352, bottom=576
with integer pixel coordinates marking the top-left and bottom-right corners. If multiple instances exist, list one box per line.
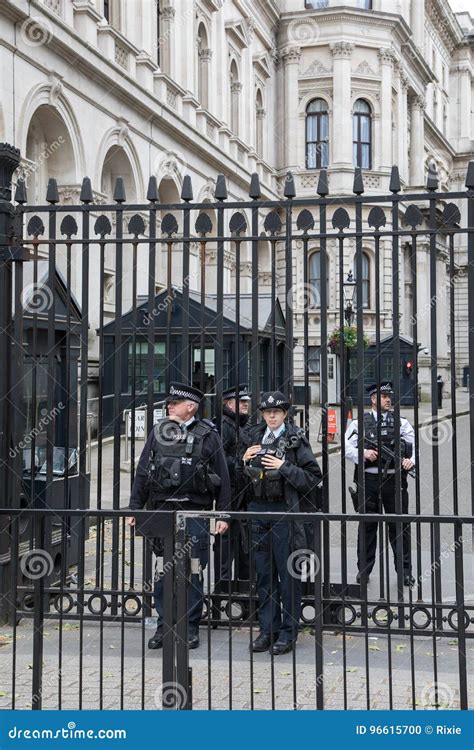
left=0, top=142, right=473, bottom=709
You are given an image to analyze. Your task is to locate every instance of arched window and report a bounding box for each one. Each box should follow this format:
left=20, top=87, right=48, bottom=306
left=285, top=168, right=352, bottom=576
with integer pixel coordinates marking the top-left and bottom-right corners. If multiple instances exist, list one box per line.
left=256, top=88, right=265, bottom=156
left=352, top=99, right=372, bottom=169
left=230, top=59, right=240, bottom=135
left=309, top=251, right=329, bottom=307
left=306, top=98, right=329, bottom=169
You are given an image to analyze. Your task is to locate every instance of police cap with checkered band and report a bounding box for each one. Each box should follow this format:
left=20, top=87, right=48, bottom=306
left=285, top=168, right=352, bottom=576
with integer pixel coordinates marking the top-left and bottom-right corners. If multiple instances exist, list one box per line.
left=259, top=391, right=290, bottom=412
left=167, top=382, right=204, bottom=404
left=366, top=381, right=394, bottom=397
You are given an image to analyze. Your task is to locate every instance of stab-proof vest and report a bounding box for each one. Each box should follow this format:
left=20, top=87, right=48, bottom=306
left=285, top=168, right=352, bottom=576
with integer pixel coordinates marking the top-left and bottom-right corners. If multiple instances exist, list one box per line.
left=363, top=411, right=396, bottom=471
left=146, top=418, right=221, bottom=501
left=245, top=432, right=289, bottom=502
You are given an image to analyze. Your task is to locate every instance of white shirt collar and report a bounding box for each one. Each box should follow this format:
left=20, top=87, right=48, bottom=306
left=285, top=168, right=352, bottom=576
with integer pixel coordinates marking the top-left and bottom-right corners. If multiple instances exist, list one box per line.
left=264, top=423, right=285, bottom=440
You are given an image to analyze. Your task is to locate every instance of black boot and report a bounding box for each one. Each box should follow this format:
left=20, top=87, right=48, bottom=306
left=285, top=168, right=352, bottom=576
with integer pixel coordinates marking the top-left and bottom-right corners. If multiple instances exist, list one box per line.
left=148, top=627, right=163, bottom=650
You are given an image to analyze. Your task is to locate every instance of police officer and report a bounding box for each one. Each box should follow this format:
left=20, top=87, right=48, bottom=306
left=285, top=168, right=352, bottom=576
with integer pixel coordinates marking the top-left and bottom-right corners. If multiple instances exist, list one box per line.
left=345, top=381, right=415, bottom=587
left=241, top=391, right=322, bottom=655
left=213, top=384, right=251, bottom=589
left=127, top=382, right=230, bottom=649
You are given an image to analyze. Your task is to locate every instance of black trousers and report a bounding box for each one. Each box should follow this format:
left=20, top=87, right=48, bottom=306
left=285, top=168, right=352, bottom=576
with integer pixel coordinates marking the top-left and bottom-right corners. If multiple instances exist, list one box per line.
left=213, top=520, right=250, bottom=586
left=357, top=472, right=411, bottom=576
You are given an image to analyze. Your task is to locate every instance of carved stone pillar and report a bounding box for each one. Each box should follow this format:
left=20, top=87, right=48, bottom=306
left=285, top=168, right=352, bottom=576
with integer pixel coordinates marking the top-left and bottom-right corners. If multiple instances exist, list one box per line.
left=281, top=45, right=301, bottom=170
left=160, top=4, right=175, bottom=76
left=330, top=42, right=354, bottom=169
left=409, top=94, right=425, bottom=187
left=378, top=48, right=393, bottom=170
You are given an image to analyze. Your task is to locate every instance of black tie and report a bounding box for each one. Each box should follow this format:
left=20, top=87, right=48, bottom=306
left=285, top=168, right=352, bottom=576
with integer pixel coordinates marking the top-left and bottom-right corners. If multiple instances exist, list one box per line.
left=263, top=431, right=275, bottom=444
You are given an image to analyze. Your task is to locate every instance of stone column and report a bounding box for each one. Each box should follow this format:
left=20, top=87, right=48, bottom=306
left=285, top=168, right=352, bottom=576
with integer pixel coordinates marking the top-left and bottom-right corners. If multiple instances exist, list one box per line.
left=459, top=66, right=471, bottom=139
left=199, top=49, right=212, bottom=110
left=281, top=46, right=301, bottom=170
left=410, top=0, right=425, bottom=52
left=378, top=48, right=394, bottom=170
left=256, top=106, right=266, bottom=158
left=398, top=70, right=409, bottom=181
left=330, top=42, right=354, bottom=169
left=409, top=94, right=425, bottom=187
left=160, top=4, right=175, bottom=76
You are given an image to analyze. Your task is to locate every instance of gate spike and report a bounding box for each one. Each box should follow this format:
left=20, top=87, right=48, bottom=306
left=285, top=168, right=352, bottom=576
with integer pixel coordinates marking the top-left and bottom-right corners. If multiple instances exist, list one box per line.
left=353, top=167, right=364, bottom=195
left=317, top=169, right=328, bottom=197
left=249, top=173, right=261, bottom=199
left=80, top=177, right=93, bottom=204
left=215, top=174, right=228, bottom=200
left=14, top=178, right=27, bottom=204
left=113, top=176, right=126, bottom=203
left=389, top=165, right=401, bottom=194
left=284, top=171, right=296, bottom=198
left=465, top=161, right=474, bottom=189
left=46, top=178, right=59, bottom=204
left=181, top=175, right=193, bottom=202
left=147, top=176, right=158, bottom=202
left=426, top=164, right=438, bottom=191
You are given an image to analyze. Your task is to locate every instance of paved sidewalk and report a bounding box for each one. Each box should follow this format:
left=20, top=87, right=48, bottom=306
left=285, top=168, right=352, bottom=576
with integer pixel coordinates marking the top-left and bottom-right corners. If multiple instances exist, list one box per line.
left=0, top=619, right=469, bottom=710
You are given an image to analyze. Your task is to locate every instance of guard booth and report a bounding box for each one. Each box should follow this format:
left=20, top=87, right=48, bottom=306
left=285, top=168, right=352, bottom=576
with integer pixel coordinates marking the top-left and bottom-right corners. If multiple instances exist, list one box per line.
left=0, top=262, right=90, bottom=619
left=99, top=289, right=287, bottom=435
left=348, top=334, right=417, bottom=406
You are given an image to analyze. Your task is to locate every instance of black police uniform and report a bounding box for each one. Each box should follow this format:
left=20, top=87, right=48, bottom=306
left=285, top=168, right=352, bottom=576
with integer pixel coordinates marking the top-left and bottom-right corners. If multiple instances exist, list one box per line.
left=213, top=384, right=251, bottom=588
left=240, top=392, right=322, bottom=653
left=129, top=383, right=230, bottom=648
left=345, top=382, right=415, bottom=585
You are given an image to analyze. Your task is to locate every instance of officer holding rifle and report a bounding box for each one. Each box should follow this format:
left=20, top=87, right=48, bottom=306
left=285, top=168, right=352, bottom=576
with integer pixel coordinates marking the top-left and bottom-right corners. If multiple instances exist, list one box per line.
left=345, top=381, right=415, bottom=587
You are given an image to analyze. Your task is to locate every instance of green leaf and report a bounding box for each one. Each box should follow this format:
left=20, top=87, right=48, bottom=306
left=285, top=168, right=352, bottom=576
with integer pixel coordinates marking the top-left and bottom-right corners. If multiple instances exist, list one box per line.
left=448, top=639, right=458, bottom=646
left=346, top=667, right=358, bottom=673
left=369, top=645, right=381, bottom=652
left=395, top=644, right=406, bottom=652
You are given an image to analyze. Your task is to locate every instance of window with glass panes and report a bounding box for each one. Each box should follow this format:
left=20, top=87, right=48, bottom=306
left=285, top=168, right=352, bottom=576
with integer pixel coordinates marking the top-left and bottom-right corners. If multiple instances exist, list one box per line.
left=128, top=341, right=165, bottom=393
left=306, top=99, right=329, bottom=169
left=309, top=251, right=329, bottom=307
left=353, top=99, right=372, bottom=169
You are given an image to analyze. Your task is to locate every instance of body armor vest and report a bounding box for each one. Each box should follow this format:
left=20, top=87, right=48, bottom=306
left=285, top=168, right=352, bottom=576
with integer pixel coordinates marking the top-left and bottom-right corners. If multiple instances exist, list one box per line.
left=363, top=411, right=411, bottom=472
left=244, top=432, right=288, bottom=502
left=146, top=418, right=221, bottom=500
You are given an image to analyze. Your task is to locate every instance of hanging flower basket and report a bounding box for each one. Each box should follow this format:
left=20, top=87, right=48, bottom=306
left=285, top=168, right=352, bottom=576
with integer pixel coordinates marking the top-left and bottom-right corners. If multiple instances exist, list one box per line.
left=328, top=326, right=369, bottom=354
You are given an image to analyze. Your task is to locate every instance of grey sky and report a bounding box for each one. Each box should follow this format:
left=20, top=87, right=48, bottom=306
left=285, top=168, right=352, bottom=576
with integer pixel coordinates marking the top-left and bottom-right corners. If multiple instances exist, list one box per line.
left=448, top=0, right=472, bottom=14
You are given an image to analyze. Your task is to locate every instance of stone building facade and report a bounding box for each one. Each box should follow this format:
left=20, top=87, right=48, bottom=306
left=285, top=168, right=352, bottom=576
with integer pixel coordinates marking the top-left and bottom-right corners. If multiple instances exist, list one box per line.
left=0, top=0, right=472, bottom=401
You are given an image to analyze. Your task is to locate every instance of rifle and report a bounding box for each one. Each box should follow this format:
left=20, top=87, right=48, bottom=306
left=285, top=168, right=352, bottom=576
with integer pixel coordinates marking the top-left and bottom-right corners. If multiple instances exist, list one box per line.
left=364, top=437, right=416, bottom=480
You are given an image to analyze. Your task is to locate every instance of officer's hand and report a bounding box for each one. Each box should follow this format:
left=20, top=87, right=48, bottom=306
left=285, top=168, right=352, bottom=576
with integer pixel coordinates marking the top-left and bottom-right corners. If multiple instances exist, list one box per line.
left=402, top=458, right=414, bottom=471
left=215, top=521, right=229, bottom=534
left=126, top=517, right=135, bottom=527
left=261, top=455, right=285, bottom=470
left=363, top=449, right=378, bottom=462
left=243, top=445, right=261, bottom=462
